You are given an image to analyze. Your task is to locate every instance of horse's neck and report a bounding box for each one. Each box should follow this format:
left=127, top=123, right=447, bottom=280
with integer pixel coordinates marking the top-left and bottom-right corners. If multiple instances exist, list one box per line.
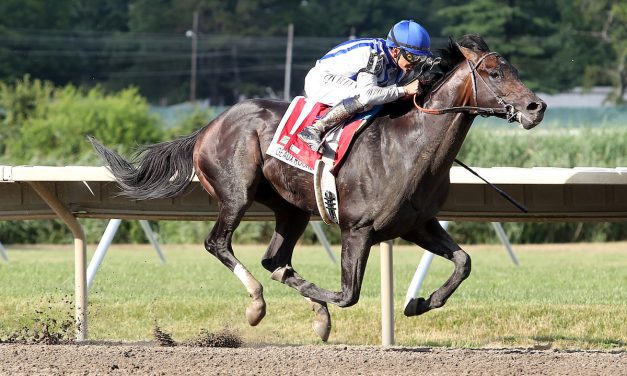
left=411, top=66, right=474, bottom=174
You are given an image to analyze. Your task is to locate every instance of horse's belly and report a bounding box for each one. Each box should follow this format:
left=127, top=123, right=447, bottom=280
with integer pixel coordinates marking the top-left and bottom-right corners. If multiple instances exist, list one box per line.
left=261, top=158, right=319, bottom=212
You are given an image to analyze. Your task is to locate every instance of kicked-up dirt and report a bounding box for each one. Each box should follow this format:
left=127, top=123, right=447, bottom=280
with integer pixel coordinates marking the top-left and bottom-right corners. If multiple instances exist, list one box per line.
left=0, top=343, right=624, bottom=375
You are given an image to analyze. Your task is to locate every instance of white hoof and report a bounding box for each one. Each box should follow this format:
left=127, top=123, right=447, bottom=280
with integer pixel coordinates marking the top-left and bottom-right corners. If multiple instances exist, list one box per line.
left=246, top=297, right=266, bottom=326
left=309, top=299, right=331, bottom=342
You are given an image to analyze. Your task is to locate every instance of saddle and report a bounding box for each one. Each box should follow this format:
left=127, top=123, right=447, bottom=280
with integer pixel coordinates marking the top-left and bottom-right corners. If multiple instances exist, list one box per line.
left=266, top=96, right=380, bottom=224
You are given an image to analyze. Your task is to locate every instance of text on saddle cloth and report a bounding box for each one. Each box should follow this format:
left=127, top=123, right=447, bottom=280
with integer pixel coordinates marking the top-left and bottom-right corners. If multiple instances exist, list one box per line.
left=265, top=96, right=381, bottom=175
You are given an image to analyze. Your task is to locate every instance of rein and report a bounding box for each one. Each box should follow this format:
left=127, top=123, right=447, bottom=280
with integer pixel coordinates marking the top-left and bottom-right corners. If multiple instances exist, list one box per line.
left=413, top=52, right=516, bottom=120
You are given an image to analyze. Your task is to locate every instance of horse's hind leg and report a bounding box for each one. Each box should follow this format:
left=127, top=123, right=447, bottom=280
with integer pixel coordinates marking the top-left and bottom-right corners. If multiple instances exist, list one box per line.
left=204, top=203, right=266, bottom=326
left=401, top=218, right=472, bottom=316
left=258, top=199, right=332, bottom=341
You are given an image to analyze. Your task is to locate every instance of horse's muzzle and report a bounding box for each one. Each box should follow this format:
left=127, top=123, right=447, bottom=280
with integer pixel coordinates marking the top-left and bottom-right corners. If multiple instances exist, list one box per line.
left=517, top=99, right=547, bottom=129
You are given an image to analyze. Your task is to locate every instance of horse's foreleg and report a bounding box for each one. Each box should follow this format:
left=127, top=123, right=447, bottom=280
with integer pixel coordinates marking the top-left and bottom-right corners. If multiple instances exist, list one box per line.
left=269, top=227, right=372, bottom=341
left=258, top=201, right=333, bottom=340
left=205, top=207, right=266, bottom=326
left=401, top=219, right=471, bottom=316
left=272, top=226, right=373, bottom=308
left=260, top=200, right=310, bottom=272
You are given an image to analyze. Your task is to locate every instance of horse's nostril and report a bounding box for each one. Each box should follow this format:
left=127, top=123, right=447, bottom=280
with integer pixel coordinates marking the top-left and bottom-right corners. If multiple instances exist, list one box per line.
left=527, top=101, right=545, bottom=112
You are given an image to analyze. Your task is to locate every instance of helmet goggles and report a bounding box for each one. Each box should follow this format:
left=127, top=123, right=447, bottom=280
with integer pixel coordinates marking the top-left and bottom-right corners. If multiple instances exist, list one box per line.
left=399, top=48, right=437, bottom=67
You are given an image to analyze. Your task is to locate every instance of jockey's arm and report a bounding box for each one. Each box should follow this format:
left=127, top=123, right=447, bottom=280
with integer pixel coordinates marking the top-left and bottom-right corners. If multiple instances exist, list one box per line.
left=356, top=72, right=418, bottom=107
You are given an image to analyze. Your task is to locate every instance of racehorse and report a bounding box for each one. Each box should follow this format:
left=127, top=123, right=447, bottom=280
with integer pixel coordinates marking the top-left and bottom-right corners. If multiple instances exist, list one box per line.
left=90, top=34, right=546, bottom=341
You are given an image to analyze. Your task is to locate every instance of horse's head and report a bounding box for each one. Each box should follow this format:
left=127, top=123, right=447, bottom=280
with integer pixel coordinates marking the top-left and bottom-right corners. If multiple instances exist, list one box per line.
left=434, top=35, right=546, bottom=129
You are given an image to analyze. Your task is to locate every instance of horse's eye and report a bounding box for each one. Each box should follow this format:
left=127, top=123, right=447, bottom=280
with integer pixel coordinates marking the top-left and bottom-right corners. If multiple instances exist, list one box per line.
left=489, top=70, right=501, bottom=79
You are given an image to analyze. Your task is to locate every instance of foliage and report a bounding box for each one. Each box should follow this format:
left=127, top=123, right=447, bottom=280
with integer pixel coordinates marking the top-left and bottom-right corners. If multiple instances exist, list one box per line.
left=439, top=0, right=560, bottom=92
left=0, top=75, right=54, bottom=156
left=565, top=0, right=627, bottom=104
left=163, top=106, right=215, bottom=138
left=0, top=76, right=166, bottom=246
left=458, top=127, right=627, bottom=168
left=0, top=3, right=622, bottom=247
left=0, top=220, right=72, bottom=244
left=0, top=76, right=162, bottom=165
left=0, top=219, right=159, bottom=245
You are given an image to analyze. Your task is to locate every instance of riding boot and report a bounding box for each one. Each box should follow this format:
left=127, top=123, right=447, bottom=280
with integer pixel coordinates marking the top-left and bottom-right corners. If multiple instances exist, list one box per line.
left=298, top=97, right=365, bottom=151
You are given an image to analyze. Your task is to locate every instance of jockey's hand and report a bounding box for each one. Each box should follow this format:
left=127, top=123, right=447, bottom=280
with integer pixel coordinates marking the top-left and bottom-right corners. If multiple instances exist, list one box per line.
left=403, top=80, right=422, bottom=96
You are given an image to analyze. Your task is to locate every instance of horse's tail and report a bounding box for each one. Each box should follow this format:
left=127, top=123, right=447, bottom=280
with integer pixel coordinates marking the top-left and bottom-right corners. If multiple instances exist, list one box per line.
left=88, top=127, right=205, bottom=200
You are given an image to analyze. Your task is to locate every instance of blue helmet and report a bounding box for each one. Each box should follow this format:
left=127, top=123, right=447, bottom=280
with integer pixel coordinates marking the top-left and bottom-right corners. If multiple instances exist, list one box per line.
left=386, top=20, right=433, bottom=57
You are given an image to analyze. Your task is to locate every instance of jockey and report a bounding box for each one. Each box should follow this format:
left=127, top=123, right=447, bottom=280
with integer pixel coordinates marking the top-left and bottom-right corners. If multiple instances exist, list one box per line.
left=298, top=19, right=435, bottom=151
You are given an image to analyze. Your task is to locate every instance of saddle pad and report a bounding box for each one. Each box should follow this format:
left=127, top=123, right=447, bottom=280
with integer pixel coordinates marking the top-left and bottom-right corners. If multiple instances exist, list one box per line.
left=266, top=96, right=380, bottom=175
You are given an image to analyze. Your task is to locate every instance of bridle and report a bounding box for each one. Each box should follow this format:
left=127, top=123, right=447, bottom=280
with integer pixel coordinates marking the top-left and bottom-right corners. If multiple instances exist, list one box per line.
left=412, top=51, right=529, bottom=213
left=413, top=52, right=519, bottom=122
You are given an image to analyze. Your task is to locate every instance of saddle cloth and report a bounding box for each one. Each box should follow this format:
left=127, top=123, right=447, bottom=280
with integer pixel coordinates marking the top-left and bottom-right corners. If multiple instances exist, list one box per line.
left=266, top=96, right=380, bottom=175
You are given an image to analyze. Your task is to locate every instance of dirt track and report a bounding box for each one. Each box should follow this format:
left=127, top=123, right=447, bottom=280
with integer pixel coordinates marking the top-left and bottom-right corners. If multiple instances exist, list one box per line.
left=1, top=343, right=625, bottom=375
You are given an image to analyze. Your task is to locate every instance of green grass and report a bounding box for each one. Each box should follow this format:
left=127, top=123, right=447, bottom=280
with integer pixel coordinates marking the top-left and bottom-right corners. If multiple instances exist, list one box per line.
left=0, top=242, right=625, bottom=349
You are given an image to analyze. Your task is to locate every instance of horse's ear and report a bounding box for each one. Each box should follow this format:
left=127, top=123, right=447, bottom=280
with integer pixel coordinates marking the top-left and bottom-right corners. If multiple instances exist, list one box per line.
left=456, top=43, right=480, bottom=63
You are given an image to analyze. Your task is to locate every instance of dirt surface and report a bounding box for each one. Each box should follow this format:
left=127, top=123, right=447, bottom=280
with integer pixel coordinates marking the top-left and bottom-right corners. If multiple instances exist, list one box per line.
left=1, top=343, right=625, bottom=375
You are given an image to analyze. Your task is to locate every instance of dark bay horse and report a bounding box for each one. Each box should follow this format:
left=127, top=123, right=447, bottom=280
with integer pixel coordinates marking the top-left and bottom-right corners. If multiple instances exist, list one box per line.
left=90, top=35, right=545, bottom=341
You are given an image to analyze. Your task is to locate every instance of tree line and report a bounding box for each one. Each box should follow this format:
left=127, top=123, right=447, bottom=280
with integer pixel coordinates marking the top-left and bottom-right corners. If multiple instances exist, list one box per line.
left=0, top=0, right=625, bottom=105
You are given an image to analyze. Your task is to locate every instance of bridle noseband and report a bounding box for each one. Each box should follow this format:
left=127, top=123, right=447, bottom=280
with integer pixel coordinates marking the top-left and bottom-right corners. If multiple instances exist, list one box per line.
left=413, top=52, right=518, bottom=122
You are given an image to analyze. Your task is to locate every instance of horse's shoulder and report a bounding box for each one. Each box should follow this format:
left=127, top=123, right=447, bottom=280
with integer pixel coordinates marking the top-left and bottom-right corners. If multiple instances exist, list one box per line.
left=378, top=99, right=414, bottom=119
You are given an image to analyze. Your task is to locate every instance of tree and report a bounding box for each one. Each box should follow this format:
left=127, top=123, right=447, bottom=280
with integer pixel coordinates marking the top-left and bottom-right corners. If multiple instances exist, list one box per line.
left=0, top=76, right=162, bottom=165
left=437, top=0, right=561, bottom=92
left=564, top=0, right=627, bottom=104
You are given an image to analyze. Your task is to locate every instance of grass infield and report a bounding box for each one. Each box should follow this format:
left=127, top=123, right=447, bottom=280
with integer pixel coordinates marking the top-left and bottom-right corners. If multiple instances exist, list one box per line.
left=0, top=242, right=625, bottom=349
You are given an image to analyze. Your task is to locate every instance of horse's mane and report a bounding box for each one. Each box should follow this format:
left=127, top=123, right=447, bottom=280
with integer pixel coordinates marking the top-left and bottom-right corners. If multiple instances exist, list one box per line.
left=417, top=34, right=491, bottom=96
left=380, top=34, right=491, bottom=118
left=437, top=34, right=491, bottom=74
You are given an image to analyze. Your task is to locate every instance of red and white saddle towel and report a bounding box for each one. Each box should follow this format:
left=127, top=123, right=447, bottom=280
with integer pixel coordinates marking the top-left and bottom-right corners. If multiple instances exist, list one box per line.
left=266, top=96, right=378, bottom=175
left=266, top=96, right=380, bottom=224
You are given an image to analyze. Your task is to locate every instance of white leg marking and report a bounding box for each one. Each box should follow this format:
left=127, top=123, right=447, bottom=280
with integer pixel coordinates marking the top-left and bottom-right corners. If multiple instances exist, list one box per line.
left=234, top=264, right=259, bottom=295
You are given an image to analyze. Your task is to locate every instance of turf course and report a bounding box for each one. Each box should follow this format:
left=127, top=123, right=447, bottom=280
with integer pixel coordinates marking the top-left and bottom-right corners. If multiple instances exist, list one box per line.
left=0, top=242, right=625, bottom=349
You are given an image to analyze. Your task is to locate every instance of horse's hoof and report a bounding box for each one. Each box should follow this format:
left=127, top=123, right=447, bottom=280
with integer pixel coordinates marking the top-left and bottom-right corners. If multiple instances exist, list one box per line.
left=404, top=297, right=430, bottom=317
left=246, top=298, right=266, bottom=326
left=270, top=265, right=293, bottom=283
left=309, top=299, right=331, bottom=342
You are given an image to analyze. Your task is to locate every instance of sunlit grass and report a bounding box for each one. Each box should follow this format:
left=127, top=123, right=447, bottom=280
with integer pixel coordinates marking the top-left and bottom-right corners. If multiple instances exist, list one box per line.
left=0, top=242, right=625, bottom=349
